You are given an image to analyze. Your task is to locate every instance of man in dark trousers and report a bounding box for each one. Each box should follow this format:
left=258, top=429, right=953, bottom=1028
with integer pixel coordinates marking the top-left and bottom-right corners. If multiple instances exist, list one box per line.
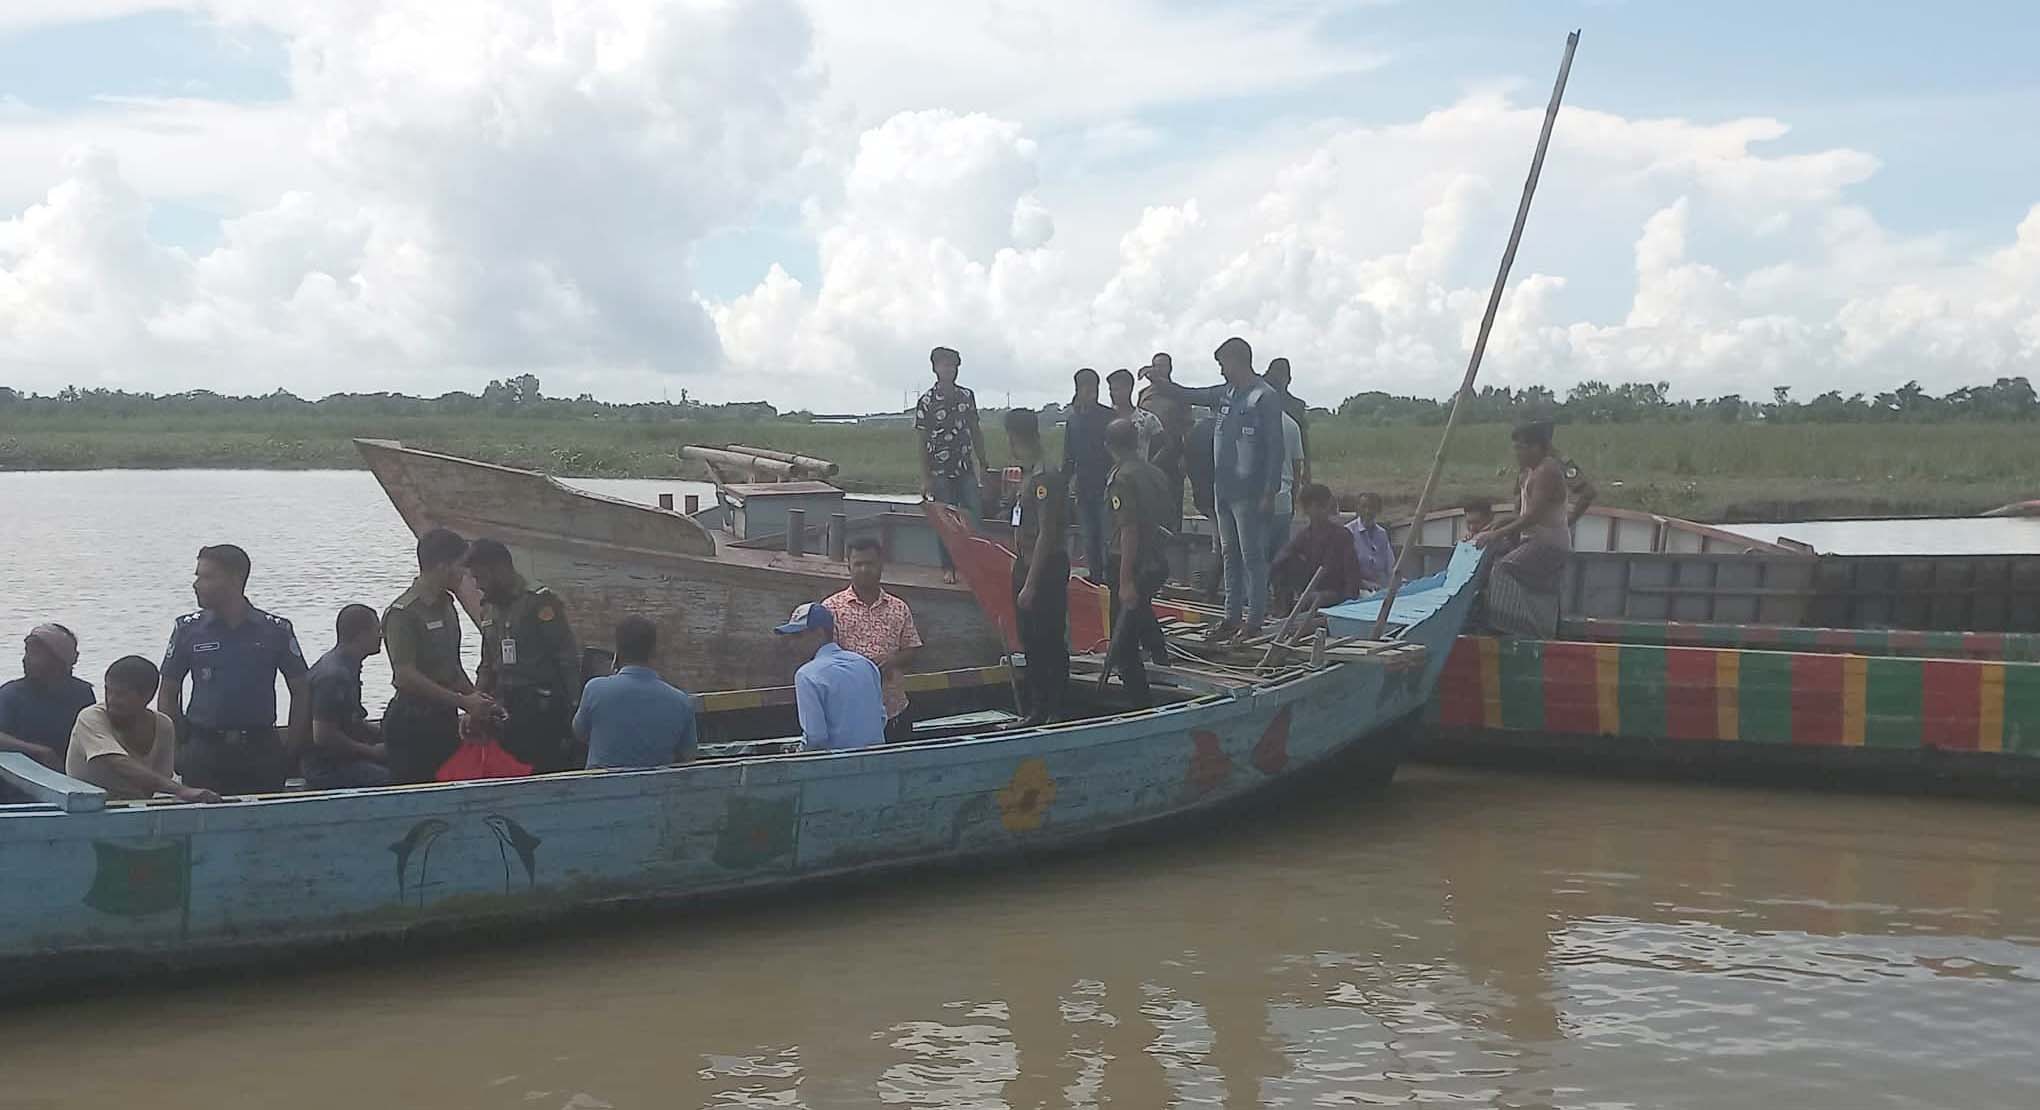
left=1100, top=418, right=1173, bottom=706
left=468, top=538, right=584, bottom=774
left=304, top=604, right=390, bottom=790
left=1061, top=367, right=1116, bottom=581
left=382, top=527, right=497, bottom=783
left=1004, top=408, right=1070, bottom=725
left=158, top=543, right=310, bottom=795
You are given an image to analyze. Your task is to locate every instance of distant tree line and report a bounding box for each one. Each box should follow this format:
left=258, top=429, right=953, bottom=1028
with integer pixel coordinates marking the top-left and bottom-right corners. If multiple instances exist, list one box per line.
left=6, top=373, right=2036, bottom=426
left=0, top=374, right=783, bottom=423
left=1335, top=376, right=2039, bottom=425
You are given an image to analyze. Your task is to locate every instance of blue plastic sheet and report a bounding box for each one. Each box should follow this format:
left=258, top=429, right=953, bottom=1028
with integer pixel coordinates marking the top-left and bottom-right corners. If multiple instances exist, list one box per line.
left=1322, top=542, right=1485, bottom=637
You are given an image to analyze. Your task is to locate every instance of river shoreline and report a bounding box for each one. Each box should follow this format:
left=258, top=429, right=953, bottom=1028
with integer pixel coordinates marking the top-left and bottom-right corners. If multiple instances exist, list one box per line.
left=2, top=417, right=2029, bottom=522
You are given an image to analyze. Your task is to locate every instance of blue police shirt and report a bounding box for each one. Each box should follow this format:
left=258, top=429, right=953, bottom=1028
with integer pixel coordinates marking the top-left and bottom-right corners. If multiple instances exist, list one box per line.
left=0, top=675, right=96, bottom=751
left=793, top=641, right=886, bottom=751
left=574, top=666, right=700, bottom=770
left=161, top=607, right=308, bottom=730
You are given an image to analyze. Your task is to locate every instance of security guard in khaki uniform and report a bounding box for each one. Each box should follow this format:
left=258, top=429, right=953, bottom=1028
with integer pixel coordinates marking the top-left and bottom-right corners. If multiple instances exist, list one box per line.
left=383, top=527, right=496, bottom=783
left=1101, top=417, right=1173, bottom=707
left=467, top=539, right=583, bottom=773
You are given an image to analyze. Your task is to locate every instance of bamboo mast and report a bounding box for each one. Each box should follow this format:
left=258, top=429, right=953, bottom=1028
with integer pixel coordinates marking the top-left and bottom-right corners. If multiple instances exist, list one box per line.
left=1371, top=30, right=1581, bottom=639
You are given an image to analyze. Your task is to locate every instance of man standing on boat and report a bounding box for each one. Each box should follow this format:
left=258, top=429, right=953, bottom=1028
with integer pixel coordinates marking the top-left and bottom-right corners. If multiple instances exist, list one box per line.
left=1139, top=352, right=1192, bottom=535
left=1144, top=337, right=1286, bottom=642
left=1473, top=420, right=1572, bottom=638
left=383, top=528, right=498, bottom=783
left=1106, top=369, right=1163, bottom=460
left=823, top=537, right=923, bottom=741
left=1063, top=368, right=1116, bottom=581
left=1004, top=408, right=1070, bottom=725
left=775, top=602, right=886, bottom=751
left=1101, top=418, right=1174, bottom=706
left=304, top=604, right=390, bottom=790
left=0, top=624, right=94, bottom=772
left=158, top=544, right=310, bottom=795
left=915, top=346, right=989, bottom=585
left=469, top=539, right=584, bottom=774
left=1264, top=357, right=1312, bottom=484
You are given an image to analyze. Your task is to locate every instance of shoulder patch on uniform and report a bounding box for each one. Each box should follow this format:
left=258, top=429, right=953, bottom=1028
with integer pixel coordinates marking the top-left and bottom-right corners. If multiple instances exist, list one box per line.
left=538, top=606, right=556, bottom=622
left=1034, top=483, right=1047, bottom=500
left=1111, top=493, right=1122, bottom=511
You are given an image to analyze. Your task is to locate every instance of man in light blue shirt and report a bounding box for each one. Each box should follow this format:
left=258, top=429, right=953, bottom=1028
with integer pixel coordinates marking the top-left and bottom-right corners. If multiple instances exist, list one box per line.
left=574, top=616, right=699, bottom=769
left=774, top=602, right=885, bottom=752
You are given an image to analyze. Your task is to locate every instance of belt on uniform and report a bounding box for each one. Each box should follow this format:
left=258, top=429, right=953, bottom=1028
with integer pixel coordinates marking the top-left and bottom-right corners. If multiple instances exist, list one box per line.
left=186, top=725, right=277, bottom=745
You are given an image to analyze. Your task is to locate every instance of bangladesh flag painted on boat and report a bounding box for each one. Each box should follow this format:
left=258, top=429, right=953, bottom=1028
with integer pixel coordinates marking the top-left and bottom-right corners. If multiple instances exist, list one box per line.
left=714, top=795, right=796, bottom=871
left=84, top=839, right=189, bottom=918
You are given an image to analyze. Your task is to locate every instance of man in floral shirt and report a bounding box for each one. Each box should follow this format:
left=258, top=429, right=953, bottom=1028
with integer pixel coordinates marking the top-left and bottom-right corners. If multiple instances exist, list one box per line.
left=822, top=537, right=923, bottom=741
left=915, top=346, right=989, bottom=582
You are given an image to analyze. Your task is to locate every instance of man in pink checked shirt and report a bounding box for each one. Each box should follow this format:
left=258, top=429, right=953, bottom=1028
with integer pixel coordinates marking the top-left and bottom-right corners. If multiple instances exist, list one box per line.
left=822, top=536, right=924, bottom=742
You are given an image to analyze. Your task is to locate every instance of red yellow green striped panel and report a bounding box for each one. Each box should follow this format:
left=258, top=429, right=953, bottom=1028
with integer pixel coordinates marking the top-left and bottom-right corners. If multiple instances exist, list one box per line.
left=1429, top=637, right=2039, bottom=754
left=1562, top=617, right=2040, bottom=662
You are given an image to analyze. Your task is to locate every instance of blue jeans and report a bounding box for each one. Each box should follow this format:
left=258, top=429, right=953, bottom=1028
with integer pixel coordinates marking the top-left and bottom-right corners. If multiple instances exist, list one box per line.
left=1216, top=499, right=1270, bottom=627
left=928, top=473, right=982, bottom=571
left=1073, top=487, right=1109, bottom=580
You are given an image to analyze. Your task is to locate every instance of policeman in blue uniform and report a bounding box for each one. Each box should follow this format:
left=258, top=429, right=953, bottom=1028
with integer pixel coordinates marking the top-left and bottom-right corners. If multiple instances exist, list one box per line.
left=158, top=543, right=310, bottom=795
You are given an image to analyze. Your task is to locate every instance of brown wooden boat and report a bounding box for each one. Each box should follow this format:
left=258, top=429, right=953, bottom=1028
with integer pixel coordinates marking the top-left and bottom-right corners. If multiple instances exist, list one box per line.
left=355, top=439, right=1005, bottom=690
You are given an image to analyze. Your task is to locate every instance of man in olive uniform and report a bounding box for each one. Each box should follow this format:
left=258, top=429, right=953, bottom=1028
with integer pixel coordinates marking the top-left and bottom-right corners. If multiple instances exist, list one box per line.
left=1004, top=408, right=1070, bottom=726
left=383, top=527, right=497, bottom=783
left=467, top=538, right=583, bottom=773
left=1101, top=418, right=1174, bottom=707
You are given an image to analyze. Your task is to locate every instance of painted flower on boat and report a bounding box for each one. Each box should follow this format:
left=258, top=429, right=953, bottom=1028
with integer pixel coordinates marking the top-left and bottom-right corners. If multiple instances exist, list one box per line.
left=995, top=758, right=1057, bottom=832
left=1185, top=730, right=1234, bottom=798
left=1252, top=705, right=1293, bottom=776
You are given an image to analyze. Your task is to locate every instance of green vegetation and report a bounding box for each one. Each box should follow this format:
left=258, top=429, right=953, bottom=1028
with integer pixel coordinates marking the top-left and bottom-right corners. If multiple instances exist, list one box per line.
left=2, top=376, right=2033, bottom=520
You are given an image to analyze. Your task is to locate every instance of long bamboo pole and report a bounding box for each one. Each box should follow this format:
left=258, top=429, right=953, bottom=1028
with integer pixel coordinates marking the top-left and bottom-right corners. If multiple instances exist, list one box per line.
left=1370, top=30, right=1581, bottom=639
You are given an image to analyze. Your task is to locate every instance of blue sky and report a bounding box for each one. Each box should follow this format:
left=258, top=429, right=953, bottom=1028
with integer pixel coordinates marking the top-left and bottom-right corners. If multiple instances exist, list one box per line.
left=2, top=1, right=2037, bottom=406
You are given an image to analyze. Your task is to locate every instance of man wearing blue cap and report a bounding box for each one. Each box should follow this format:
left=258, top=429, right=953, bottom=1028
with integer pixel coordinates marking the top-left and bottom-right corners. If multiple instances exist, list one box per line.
left=774, top=602, right=886, bottom=752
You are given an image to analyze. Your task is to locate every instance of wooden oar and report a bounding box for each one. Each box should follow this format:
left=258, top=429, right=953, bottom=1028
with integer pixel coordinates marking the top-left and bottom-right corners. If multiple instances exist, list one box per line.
left=1371, top=30, right=1582, bottom=639
left=1259, top=566, right=1326, bottom=668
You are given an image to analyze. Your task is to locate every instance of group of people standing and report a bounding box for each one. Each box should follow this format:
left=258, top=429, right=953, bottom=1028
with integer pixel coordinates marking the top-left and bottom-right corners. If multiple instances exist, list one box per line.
left=914, top=338, right=1411, bottom=725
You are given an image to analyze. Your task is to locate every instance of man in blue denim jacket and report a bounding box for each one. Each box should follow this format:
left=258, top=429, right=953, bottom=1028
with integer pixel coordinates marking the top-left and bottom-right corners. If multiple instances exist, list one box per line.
left=1145, top=336, right=1285, bottom=640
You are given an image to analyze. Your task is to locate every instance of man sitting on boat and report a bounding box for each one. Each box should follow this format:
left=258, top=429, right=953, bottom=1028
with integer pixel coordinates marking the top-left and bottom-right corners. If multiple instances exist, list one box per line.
left=1273, top=484, right=1369, bottom=616
left=823, top=537, right=923, bottom=742
left=1472, top=420, right=1572, bottom=638
left=0, top=623, right=93, bottom=774
left=575, top=616, right=699, bottom=770
left=1343, top=492, right=1395, bottom=593
left=304, top=604, right=390, bottom=790
left=775, top=602, right=886, bottom=751
left=67, top=656, right=220, bottom=804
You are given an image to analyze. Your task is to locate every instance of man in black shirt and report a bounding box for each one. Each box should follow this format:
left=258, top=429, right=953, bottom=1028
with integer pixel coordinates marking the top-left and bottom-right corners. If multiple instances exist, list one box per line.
left=305, top=604, right=389, bottom=790
left=1005, top=408, right=1070, bottom=725
left=1061, top=368, right=1116, bottom=581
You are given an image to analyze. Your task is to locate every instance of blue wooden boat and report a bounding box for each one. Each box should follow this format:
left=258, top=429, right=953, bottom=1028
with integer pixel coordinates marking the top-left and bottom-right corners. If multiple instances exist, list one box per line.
left=0, top=546, right=1482, bottom=995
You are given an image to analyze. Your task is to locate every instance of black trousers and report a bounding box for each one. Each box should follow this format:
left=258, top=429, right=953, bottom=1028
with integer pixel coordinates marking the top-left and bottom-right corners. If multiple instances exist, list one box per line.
left=180, top=726, right=289, bottom=795
left=1012, top=551, right=1070, bottom=723
left=384, top=694, right=460, bottom=785
left=1106, top=564, right=1168, bottom=707
left=500, top=685, right=575, bottom=774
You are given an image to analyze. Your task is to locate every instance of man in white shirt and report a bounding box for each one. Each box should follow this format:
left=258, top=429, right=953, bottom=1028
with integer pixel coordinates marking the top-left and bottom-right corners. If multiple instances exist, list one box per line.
left=68, top=656, right=221, bottom=803
left=1266, top=409, right=1305, bottom=563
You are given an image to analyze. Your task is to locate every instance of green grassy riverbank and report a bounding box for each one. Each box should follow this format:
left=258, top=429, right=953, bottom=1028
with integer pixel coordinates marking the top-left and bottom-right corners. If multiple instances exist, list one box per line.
left=1, top=410, right=2030, bottom=522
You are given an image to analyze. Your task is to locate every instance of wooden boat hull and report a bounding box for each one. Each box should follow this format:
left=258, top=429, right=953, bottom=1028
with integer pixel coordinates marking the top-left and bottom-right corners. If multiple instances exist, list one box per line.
left=355, top=438, right=1005, bottom=689
left=0, top=643, right=1445, bottom=993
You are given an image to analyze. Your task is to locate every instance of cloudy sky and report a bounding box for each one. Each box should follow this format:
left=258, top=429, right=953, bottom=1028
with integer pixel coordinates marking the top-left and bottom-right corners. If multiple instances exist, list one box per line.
left=2, top=0, right=2037, bottom=411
